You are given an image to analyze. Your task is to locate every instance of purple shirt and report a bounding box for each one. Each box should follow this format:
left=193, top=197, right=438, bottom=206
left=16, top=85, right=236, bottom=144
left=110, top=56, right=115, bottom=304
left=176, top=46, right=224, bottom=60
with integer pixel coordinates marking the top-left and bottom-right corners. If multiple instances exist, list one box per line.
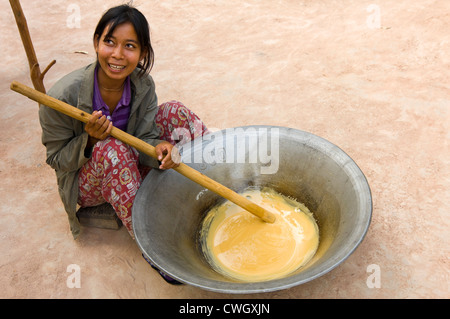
left=93, top=66, right=131, bottom=131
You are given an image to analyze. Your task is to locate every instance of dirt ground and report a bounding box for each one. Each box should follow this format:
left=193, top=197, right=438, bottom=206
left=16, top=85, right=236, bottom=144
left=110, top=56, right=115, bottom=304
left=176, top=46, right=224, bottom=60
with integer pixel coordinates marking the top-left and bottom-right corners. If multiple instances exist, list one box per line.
left=1, top=0, right=448, bottom=299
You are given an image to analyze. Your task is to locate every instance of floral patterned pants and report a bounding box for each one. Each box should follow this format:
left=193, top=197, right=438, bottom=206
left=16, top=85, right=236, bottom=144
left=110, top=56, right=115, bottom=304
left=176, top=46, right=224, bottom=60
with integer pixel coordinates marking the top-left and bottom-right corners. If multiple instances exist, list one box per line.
left=77, top=101, right=208, bottom=237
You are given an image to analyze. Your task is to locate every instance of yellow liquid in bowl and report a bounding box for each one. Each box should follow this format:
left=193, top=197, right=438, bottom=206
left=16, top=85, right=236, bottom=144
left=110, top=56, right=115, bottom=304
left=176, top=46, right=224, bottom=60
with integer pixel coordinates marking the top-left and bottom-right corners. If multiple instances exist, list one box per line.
left=200, top=187, right=319, bottom=282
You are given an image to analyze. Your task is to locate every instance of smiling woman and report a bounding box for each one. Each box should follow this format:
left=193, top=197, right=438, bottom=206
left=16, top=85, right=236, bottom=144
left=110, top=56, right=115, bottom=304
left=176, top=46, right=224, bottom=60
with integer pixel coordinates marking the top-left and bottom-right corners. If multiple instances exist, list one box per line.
left=93, top=5, right=154, bottom=77
left=93, top=22, right=143, bottom=118
left=38, top=4, right=209, bottom=284
left=95, top=22, right=143, bottom=82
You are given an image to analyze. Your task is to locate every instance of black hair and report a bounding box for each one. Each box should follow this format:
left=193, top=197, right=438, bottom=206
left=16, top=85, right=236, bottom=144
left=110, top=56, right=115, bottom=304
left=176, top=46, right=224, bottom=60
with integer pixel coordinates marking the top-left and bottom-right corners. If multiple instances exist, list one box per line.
left=93, top=4, right=154, bottom=77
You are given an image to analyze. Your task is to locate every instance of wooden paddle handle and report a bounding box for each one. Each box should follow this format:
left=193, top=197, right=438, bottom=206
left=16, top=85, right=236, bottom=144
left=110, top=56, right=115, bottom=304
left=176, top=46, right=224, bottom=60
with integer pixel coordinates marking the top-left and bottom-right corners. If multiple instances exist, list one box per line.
left=10, top=81, right=276, bottom=223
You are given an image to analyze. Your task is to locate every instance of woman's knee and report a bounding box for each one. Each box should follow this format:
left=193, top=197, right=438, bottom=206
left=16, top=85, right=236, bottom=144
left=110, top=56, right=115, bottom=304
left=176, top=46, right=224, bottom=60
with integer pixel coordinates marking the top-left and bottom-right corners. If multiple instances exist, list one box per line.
left=156, top=101, right=208, bottom=145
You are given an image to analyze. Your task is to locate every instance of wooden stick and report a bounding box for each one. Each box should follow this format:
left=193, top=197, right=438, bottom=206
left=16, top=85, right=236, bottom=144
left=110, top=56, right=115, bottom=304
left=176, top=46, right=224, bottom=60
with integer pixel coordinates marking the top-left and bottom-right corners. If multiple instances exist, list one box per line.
left=9, top=0, right=55, bottom=95
left=10, top=81, right=277, bottom=224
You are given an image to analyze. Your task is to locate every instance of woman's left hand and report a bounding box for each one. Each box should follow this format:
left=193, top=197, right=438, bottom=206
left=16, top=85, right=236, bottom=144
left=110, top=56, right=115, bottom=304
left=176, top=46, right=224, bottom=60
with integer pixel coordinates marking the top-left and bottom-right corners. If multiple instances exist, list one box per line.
left=155, top=141, right=180, bottom=170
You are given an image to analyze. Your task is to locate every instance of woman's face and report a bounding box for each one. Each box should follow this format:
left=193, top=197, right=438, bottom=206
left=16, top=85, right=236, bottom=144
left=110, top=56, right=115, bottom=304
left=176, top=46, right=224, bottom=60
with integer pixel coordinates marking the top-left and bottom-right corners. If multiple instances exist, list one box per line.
left=94, top=22, right=144, bottom=83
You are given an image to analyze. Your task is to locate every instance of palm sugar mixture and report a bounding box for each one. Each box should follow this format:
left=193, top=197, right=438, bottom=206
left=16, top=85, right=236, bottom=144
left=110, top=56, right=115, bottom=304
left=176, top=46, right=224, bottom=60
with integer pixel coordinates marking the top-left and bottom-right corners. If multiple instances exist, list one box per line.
left=200, top=187, right=319, bottom=282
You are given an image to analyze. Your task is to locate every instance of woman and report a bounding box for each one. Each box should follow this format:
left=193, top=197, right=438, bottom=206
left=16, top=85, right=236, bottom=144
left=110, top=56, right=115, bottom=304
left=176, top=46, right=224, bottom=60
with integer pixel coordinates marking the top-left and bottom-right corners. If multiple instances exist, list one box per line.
left=39, top=5, right=208, bottom=284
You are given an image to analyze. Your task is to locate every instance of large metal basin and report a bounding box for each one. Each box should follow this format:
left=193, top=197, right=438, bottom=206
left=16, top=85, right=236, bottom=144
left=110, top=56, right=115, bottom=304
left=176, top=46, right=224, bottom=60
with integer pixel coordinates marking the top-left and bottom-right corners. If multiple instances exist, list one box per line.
left=133, top=126, right=372, bottom=293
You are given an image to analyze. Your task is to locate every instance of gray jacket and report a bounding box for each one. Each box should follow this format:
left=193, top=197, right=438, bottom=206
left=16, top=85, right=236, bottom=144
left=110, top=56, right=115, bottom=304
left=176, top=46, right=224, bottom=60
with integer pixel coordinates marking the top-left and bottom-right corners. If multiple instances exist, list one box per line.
left=39, top=62, right=162, bottom=239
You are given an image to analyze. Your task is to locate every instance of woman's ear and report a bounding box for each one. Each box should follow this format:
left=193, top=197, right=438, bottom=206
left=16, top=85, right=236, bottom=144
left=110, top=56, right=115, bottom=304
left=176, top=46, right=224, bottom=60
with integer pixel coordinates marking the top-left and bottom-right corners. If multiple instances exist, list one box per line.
left=93, top=34, right=100, bottom=54
left=140, top=48, right=148, bottom=62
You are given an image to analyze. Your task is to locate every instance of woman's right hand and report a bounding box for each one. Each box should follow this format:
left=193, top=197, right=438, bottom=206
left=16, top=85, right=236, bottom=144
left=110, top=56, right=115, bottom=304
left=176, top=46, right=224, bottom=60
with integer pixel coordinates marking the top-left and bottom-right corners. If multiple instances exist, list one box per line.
left=85, top=111, right=113, bottom=148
